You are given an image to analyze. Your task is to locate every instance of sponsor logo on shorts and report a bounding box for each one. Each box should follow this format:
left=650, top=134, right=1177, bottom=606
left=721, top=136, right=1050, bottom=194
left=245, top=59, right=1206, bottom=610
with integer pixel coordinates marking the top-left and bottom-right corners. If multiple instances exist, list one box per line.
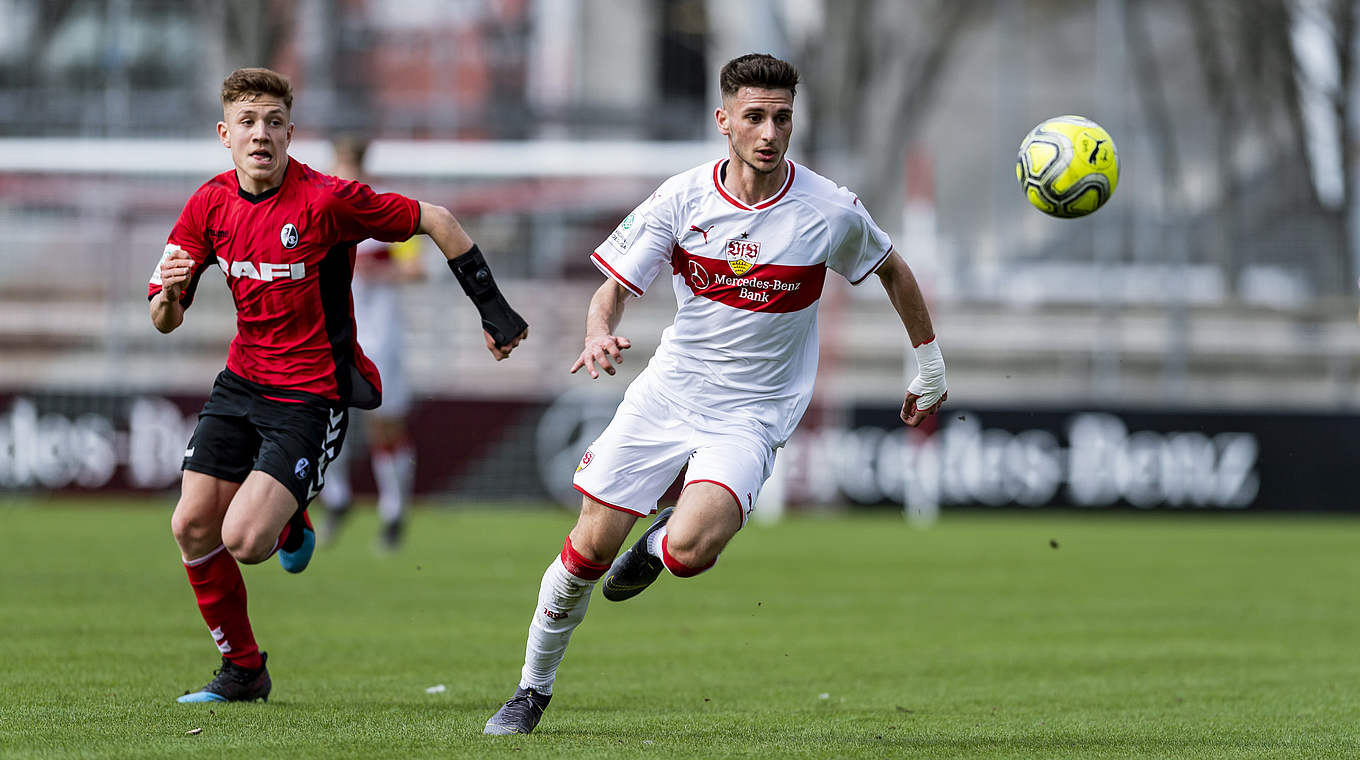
left=280, top=223, right=300, bottom=249
left=294, top=457, right=310, bottom=481
left=542, top=607, right=568, bottom=621
left=576, top=449, right=594, bottom=472
left=725, top=238, right=761, bottom=275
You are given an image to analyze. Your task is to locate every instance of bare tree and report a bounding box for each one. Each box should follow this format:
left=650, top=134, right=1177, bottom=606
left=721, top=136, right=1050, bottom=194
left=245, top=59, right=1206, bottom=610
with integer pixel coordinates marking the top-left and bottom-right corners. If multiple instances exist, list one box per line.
left=799, top=0, right=978, bottom=218
left=1158, top=0, right=1354, bottom=299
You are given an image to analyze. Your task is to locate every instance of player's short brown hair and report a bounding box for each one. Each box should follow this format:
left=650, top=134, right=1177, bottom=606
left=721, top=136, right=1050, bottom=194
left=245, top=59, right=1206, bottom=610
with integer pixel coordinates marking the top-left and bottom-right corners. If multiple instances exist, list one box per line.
left=719, top=54, right=799, bottom=99
left=221, top=67, right=293, bottom=110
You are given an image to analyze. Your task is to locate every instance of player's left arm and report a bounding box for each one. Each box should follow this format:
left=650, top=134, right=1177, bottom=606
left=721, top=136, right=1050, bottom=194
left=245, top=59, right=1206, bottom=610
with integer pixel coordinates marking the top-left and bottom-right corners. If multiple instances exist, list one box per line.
left=874, top=251, right=947, bottom=427
left=417, top=201, right=528, bottom=361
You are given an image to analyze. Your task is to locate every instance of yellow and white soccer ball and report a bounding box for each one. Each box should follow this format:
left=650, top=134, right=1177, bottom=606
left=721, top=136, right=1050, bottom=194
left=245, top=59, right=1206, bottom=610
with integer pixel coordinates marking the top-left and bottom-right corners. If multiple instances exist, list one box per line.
left=1015, top=115, right=1118, bottom=218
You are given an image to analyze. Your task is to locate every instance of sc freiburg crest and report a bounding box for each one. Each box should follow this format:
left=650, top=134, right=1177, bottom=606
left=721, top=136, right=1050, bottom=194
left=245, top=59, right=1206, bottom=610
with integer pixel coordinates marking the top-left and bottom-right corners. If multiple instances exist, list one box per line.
left=725, top=238, right=760, bottom=275
left=280, top=223, right=300, bottom=249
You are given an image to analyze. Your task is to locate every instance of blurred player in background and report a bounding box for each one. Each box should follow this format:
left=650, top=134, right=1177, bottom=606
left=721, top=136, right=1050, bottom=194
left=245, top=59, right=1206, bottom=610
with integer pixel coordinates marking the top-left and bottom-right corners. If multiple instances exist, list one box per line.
left=150, top=67, right=528, bottom=704
left=319, top=136, right=423, bottom=552
left=484, top=53, right=947, bottom=735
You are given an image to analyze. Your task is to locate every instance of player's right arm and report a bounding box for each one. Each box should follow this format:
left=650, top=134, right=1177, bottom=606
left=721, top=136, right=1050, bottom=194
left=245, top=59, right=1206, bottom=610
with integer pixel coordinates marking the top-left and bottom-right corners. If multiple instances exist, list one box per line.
left=150, top=185, right=215, bottom=334
left=149, top=245, right=192, bottom=333
left=570, top=278, right=633, bottom=379
left=573, top=178, right=685, bottom=379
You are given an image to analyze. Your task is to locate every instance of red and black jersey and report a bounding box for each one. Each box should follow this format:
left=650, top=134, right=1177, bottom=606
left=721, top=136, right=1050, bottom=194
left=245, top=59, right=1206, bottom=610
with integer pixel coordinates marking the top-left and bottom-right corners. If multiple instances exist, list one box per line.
left=149, top=159, right=420, bottom=409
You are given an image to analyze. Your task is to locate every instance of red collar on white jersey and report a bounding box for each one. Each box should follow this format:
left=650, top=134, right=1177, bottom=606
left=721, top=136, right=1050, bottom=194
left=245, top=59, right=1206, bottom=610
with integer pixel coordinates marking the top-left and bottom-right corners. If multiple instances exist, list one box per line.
left=712, top=159, right=796, bottom=211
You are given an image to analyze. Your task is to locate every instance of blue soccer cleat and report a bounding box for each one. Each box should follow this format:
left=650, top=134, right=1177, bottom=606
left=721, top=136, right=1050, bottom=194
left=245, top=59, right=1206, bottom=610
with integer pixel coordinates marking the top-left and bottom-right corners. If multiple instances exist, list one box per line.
left=278, top=509, right=315, bottom=574
left=177, top=653, right=271, bottom=703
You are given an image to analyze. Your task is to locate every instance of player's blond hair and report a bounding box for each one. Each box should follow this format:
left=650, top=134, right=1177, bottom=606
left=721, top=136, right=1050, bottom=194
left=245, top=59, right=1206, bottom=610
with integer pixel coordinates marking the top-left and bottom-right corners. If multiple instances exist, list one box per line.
left=720, top=54, right=799, bottom=99
left=221, top=67, right=293, bottom=110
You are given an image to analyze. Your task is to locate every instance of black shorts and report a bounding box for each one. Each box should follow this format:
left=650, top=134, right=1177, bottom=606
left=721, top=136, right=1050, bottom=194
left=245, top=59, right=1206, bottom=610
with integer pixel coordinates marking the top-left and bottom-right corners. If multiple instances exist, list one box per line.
left=183, top=369, right=349, bottom=510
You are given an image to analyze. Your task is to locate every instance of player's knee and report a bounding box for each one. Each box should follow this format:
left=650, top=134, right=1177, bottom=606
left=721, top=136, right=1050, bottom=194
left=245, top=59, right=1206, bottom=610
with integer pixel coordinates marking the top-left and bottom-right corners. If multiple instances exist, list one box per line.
left=171, top=503, right=219, bottom=555
left=221, top=523, right=274, bottom=565
left=662, top=529, right=726, bottom=573
left=564, top=530, right=617, bottom=566
left=570, top=499, right=637, bottom=563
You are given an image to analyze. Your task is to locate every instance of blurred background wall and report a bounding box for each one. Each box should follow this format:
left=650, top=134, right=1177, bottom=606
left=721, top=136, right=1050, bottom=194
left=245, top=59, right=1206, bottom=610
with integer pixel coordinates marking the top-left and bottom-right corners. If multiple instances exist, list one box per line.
left=1, top=0, right=1357, bottom=512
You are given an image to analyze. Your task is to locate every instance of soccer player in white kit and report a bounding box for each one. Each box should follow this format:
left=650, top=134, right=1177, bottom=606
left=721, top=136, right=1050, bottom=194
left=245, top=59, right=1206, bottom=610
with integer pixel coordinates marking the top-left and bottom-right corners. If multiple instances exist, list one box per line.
left=484, top=53, right=948, bottom=735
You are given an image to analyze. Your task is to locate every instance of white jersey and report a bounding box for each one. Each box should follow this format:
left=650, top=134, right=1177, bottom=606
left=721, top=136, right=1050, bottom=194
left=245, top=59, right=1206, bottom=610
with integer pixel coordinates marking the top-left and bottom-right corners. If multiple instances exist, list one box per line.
left=591, top=158, right=894, bottom=446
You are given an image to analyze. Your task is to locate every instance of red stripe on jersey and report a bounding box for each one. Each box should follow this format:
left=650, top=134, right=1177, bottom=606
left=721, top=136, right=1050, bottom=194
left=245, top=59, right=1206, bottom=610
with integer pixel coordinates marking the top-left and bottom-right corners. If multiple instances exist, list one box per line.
left=712, top=160, right=796, bottom=210
left=590, top=252, right=645, bottom=296
left=669, top=244, right=826, bottom=313
left=850, top=245, right=895, bottom=285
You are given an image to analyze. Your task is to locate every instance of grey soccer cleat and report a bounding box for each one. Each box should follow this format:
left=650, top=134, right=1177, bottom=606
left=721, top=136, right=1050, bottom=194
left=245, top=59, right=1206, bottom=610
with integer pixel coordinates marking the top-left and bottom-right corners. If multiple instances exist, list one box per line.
left=601, top=506, right=673, bottom=602
left=484, top=686, right=552, bottom=735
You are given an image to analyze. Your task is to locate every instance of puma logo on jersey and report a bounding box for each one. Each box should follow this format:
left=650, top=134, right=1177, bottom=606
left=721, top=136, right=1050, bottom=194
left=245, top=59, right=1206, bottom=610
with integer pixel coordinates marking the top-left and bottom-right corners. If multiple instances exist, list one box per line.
left=688, top=224, right=716, bottom=243
left=217, top=257, right=306, bottom=281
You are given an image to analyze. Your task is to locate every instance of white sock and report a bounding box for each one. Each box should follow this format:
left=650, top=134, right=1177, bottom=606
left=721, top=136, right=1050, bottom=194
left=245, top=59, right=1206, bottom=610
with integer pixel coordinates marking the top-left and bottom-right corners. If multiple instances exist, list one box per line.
left=373, top=446, right=414, bottom=525
left=518, top=556, right=597, bottom=694
left=645, top=526, right=667, bottom=558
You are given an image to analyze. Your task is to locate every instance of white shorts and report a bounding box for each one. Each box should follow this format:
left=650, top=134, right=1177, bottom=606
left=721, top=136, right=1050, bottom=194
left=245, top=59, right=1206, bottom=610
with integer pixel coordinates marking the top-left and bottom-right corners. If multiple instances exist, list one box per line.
left=571, top=379, right=776, bottom=527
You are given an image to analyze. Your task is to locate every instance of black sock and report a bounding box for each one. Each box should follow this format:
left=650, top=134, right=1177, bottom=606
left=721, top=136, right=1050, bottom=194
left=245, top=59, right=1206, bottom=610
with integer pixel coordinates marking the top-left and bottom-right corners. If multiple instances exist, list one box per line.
left=281, top=510, right=307, bottom=552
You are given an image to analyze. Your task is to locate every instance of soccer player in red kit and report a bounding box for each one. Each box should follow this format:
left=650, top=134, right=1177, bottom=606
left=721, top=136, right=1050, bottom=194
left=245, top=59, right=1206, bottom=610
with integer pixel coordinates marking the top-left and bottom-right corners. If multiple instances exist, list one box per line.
left=150, top=67, right=528, bottom=703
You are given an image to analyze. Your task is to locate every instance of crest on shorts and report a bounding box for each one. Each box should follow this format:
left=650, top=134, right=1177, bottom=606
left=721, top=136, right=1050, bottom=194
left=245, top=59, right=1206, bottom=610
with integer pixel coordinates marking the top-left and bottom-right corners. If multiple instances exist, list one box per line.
left=725, top=238, right=760, bottom=275
left=576, top=449, right=594, bottom=472
left=280, top=223, right=299, bottom=249
left=294, top=457, right=310, bottom=480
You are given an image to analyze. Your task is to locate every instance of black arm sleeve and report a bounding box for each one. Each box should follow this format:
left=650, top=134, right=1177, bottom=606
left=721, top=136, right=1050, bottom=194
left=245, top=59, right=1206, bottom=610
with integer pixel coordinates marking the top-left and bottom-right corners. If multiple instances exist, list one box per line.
left=447, top=245, right=528, bottom=348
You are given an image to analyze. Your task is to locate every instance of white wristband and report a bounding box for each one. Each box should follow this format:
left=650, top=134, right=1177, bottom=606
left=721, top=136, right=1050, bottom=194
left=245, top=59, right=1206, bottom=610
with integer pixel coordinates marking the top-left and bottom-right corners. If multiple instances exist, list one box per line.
left=908, top=337, right=946, bottom=407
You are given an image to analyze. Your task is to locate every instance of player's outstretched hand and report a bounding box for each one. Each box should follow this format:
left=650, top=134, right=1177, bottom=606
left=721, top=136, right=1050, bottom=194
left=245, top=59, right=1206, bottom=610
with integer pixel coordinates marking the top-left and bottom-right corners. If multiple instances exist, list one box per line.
left=158, top=244, right=192, bottom=302
left=571, top=334, right=632, bottom=379
left=903, top=337, right=947, bottom=427
left=901, top=390, right=947, bottom=428
left=484, top=326, right=528, bottom=361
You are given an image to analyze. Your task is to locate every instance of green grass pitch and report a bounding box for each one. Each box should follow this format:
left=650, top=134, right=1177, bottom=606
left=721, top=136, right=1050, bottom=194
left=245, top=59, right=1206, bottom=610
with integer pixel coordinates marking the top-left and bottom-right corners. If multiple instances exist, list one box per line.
left=1, top=497, right=1357, bottom=759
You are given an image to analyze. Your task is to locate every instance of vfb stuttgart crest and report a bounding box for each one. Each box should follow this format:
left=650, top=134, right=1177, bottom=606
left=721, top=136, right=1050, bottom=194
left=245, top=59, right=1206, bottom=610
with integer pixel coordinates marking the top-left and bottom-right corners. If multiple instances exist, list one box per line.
left=725, top=239, right=760, bottom=275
